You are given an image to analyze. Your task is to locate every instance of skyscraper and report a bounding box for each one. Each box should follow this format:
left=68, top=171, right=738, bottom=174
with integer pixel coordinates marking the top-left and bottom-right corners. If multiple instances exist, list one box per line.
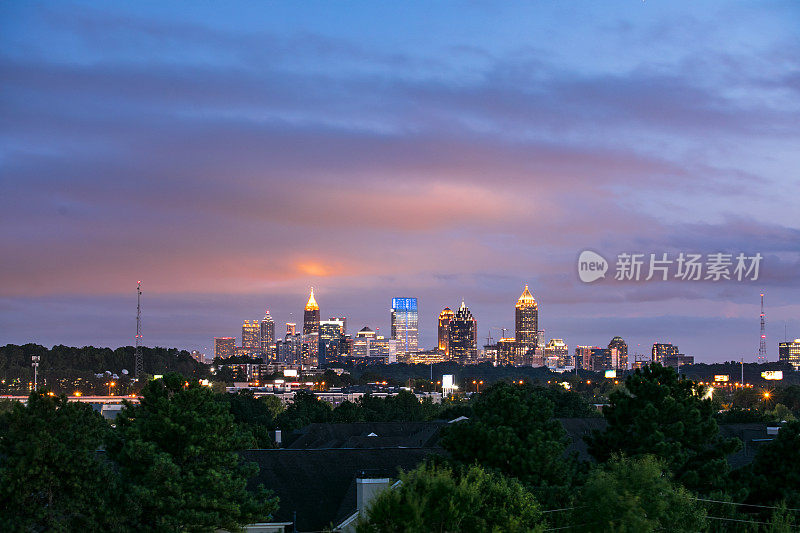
left=391, top=297, right=419, bottom=357
left=241, top=320, right=260, bottom=355
left=449, top=300, right=478, bottom=364
left=515, top=285, right=538, bottom=352
left=438, top=307, right=454, bottom=357
left=303, top=287, right=320, bottom=335
left=214, top=337, right=235, bottom=359
left=608, top=336, right=628, bottom=371
left=260, top=310, right=275, bottom=357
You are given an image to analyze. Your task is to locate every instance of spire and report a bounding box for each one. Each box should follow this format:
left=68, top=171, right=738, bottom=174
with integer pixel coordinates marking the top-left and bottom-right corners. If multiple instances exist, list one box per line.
left=516, top=284, right=537, bottom=308
left=305, top=287, right=319, bottom=311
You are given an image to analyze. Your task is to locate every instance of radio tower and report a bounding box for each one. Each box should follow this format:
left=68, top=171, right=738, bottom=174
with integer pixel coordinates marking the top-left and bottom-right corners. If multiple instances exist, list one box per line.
left=135, top=281, right=143, bottom=378
left=758, top=292, right=767, bottom=364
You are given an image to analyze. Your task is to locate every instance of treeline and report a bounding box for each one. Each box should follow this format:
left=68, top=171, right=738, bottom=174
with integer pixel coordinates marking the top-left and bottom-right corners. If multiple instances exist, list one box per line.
left=357, top=364, right=800, bottom=532
left=0, top=343, right=207, bottom=382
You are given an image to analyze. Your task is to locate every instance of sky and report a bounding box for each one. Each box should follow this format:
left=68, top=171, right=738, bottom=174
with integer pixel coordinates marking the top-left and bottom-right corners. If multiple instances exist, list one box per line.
left=1, top=1, right=799, bottom=362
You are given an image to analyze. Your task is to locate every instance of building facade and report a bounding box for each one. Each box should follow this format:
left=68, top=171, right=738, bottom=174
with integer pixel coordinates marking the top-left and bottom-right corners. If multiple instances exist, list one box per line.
left=391, top=297, right=419, bottom=357
left=608, top=336, right=628, bottom=371
left=438, top=307, right=454, bottom=358
left=779, top=339, right=800, bottom=370
left=260, top=311, right=276, bottom=358
left=515, top=285, right=538, bottom=352
left=545, top=339, right=570, bottom=367
left=214, top=337, right=235, bottom=359
left=303, top=288, right=320, bottom=335
left=242, top=320, right=260, bottom=355
left=652, top=343, right=679, bottom=364
left=449, top=301, right=478, bottom=364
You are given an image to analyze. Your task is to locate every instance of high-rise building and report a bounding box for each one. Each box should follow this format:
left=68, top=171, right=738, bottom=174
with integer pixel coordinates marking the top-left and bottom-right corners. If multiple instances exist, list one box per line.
left=319, top=319, right=345, bottom=367
left=652, top=343, right=679, bottom=364
left=450, top=301, right=478, bottom=364
left=545, top=339, right=569, bottom=367
left=277, top=331, right=302, bottom=365
left=303, top=287, right=320, bottom=335
left=608, top=336, right=628, bottom=371
left=260, top=311, right=275, bottom=357
left=391, top=297, right=419, bottom=356
left=286, top=322, right=297, bottom=336
left=438, top=307, right=454, bottom=357
left=590, top=347, right=610, bottom=372
left=575, top=346, right=593, bottom=370
left=214, top=337, right=235, bottom=359
left=515, top=285, right=538, bottom=352
left=242, top=320, right=260, bottom=353
left=329, top=316, right=347, bottom=335
left=779, top=339, right=800, bottom=370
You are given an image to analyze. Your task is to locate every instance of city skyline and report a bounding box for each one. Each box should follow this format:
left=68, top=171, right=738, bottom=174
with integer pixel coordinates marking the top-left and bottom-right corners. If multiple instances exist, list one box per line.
left=1, top=2, right=799, bottom=361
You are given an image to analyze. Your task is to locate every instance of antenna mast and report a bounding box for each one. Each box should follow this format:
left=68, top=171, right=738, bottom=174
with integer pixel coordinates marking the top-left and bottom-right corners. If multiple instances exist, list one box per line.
left=135, top=281, right=143, bottom=378
left=758, top=292, right=767, bottom=364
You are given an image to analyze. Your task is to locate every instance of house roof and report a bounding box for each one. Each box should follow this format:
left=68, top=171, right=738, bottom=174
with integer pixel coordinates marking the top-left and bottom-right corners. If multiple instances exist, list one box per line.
left=286, top=421, right=446, bottom=449
left=242, top=448, right=439, bottom=532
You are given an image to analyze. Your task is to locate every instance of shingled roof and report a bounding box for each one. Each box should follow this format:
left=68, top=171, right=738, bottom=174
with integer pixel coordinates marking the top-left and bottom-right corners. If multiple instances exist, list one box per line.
left=285, top=421, right=446, bottom=449
left=242, top=448, right=439, bottom=532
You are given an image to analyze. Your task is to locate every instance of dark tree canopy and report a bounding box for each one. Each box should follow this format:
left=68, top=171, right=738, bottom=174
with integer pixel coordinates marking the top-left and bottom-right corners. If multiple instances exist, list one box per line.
left=587, top=364, right=740, bottom=494
left=440, top=382, right=573, bottom=504
left=746, top=420, right=800, bottom=509
left=356, top=463, right=544, bottom=533
left=108, top=373, right=277, bottom=532
left=0, top=392, right=123, bottom=532
left=580, top=455, right=706, bottom=533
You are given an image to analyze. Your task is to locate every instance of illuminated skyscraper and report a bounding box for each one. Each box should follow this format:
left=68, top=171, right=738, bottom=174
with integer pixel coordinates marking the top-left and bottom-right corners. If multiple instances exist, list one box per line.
left=438, top=307, right=454, bottom=357
left=515, top=285, right=538, bottom=352
left=608, top=336, right=628, bottom=371
left=260, top=311, right=275, bottom=356
left=391, top=297, right=419, bottom=356
left=241, top=320, right=260, bottom=355
left=214, top=337, right=235, bottom=359
left=303, top=287, right=320, bottom=335
left=449, top=301, right=478, bottom=364
left=779, top=339, right=800, bottom=371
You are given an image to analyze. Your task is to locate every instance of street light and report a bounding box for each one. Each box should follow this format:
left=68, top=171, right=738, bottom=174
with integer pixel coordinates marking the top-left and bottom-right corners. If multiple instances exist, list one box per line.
left=108, top=381, right=116, bottom=396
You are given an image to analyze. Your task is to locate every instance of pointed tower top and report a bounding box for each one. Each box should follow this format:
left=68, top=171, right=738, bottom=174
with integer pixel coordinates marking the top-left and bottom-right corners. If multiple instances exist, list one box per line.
left=516, top=284, right=537, bottom=308
left=305, top=287, right=319, bottom=311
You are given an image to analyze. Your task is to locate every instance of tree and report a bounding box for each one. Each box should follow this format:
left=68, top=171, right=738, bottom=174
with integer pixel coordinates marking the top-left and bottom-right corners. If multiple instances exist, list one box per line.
left=746, top=420, right=800, bottom=509
left=440, top=382, right=572, bottom=506
left=277, top=389, right=331, bottom=430
left=0, top=392, right=124, bottom=532
left=587, top=364, right=740, bottom=493
left=580, top=455, right=706, bottom=533
left=356, top=463, right=545, bottom=533
left=220, top=390, right=283, bottom=448
left=108, top=374, right=277, bottom=531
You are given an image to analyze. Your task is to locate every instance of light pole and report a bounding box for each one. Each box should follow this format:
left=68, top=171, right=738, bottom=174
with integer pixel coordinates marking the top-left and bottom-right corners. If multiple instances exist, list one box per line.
left=108, top=381, right=115, bottom=396
left=31, top=356, right=40, bottom=391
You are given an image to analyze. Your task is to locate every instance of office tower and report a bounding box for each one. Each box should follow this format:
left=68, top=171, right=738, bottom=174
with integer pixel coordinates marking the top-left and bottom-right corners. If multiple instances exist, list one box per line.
left=303, top=288, right=320, bottom=335
left=515, top=285, right=538, bottom=352
left=391, top=297, right=419, bottom=357
left=779, top=339, right=800, bottom=370
left=652, top=343, right=679, bottom=364
left=545, top=339, right=569, bottom=367
left=286, top=322, right=297, bottom=336
left=575, top=346, right=593, bottom=370
left=329, top=316, right=347, bottom=335
left=214, top=337, right=235, bottom=359
left=449, top=301, right=478, bottom=364
left=260, top=311, right=275, bottom=356
left=438, top=307, right=454, bottom=357
left=608, top=336, right=628, bottom=371
left=277, top=331, right=302, bottom=365
left=301, top=332, right=319, bottom=367
left=319, top=320, right=345, bottom=367
left=590, top=347, right=610, bottom=372
left=241, top=320, right=260, bottom=355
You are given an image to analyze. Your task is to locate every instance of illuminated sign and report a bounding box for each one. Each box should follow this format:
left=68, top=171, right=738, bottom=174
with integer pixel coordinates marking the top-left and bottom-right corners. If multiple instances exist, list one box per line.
left=283, top=369, right=298, bottom=378
left=762, top=371, right=783, bottom=381
left=442, top=374, right=454, bottom=389
left=392, top=298, right=418, bottom=312
left=604, top=370, right=617, bottom=378
left=714, top=375, right=730, bottom=382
